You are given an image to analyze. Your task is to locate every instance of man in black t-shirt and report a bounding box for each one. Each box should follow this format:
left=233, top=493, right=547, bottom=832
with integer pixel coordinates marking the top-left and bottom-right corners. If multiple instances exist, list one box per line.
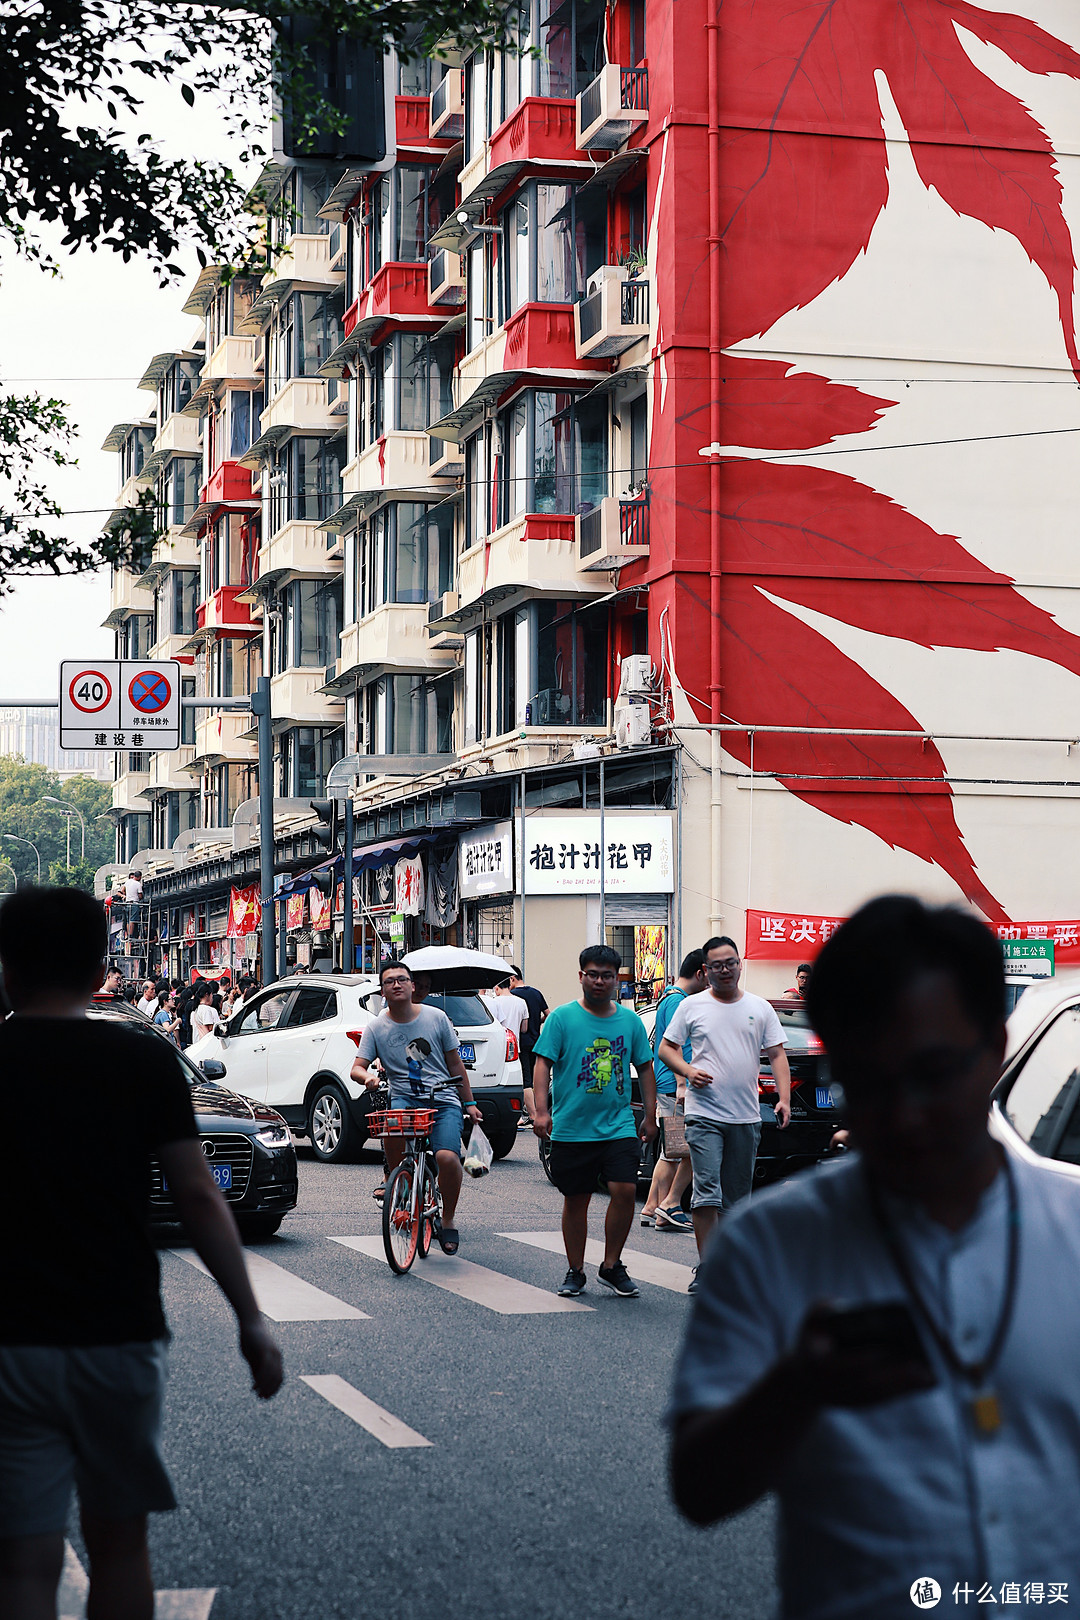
left=510, top=966, right=548, bottom=1122
left=0, top=888, right=283, bottom=1620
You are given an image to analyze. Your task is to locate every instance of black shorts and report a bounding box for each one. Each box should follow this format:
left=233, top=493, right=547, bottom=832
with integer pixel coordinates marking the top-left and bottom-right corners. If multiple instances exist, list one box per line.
left=548, top=1137, right=641, bottom=1196
left=520, top=1047, right=535, bottom=1086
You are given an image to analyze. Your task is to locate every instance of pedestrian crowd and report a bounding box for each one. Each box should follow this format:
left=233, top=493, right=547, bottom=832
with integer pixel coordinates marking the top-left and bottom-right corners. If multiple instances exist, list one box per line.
left=5, top=884, right=1080, bottom=1618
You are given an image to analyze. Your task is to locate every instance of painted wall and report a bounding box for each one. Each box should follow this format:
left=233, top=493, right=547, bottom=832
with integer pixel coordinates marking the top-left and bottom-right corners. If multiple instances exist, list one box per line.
left=635, top=0, right=1080, bottom=943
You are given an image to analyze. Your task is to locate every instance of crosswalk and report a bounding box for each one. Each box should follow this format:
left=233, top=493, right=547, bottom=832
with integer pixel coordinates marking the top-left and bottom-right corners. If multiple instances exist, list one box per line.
left=300, top=1374, right=434, bottom=1447
left=169, top=1247, right=370, bottom=1321
left=329, top=1234, right=595, bottom=1314
left=60, top=1541, right=215, bottom=1620
left=500, top=1232, right=697, bottom=1293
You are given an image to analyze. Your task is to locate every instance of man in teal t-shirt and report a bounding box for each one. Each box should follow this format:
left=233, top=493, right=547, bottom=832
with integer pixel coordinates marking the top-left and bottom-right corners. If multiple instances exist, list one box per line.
left=532, top=944, right=657, bottom=1299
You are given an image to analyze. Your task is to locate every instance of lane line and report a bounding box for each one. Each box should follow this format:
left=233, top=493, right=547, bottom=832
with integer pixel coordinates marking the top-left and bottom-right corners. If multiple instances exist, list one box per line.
left=499, top=1232, right=696, bottom=1292
left=329, top=1235, right=594, bottom=1315
left=168, top=1248, right=369, bottom=1322
left=301, top=1374, right=434, bottom=1448
left=61, top=1542, right=216, bottom=1619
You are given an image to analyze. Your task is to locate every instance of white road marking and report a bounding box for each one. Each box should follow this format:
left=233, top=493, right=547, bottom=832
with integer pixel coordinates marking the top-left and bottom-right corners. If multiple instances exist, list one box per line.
left=301, top=1374, right=434, bottom=1448
left=60, top=1542, right=216, bottom=1619
left=329, top=1235, right=594, bottom=1314
left=169, top=1248, right=369, bottom=1322
left=499, top=1232, right=697, bottom=1293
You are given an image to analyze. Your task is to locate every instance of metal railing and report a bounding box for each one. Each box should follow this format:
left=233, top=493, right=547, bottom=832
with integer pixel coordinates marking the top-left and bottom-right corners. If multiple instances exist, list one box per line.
left=620, top=493, right=650, bottom=549
left=329, top=222, right=343, bottom=263
left=620, top=278, right=649, bottom=326
left=431, top=74, right=451, bottom=127
left=620, top=65, right=649, bottom=111
left=429, top=249, right=449, bottom=297
left=578, top=504, right=603, bottom=559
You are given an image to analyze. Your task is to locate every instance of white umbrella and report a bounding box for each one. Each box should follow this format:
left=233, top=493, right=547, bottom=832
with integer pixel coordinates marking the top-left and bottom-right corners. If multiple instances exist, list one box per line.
left=401, top=945, right=513, bottom=989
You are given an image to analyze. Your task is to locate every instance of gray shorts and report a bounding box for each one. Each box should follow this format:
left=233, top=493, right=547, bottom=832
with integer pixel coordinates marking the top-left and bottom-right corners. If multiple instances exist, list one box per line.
left=0, top=1341, right=175, bottom=1536
left=685, top=1118, right=761, bottom=1211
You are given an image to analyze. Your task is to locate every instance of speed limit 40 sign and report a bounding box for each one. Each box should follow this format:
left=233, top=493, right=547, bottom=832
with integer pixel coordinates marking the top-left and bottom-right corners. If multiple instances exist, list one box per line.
left=60, top=660, right=181, bottom=752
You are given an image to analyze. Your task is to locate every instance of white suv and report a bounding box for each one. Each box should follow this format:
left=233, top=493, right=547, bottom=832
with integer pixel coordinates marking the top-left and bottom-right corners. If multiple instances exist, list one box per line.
left=187, top=974, right=525, bottom=1164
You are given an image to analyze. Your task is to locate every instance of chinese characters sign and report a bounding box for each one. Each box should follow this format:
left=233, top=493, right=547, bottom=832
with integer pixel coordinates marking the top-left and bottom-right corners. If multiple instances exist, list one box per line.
left=59, top=659, right=181, bottom=751
left=394, top=855, right=425, bottom=916
left=459, top=821, right=514, bottom=899
left=523, top=816, right=673, bottom=895
left=748, top=909, right=1080, bottom=967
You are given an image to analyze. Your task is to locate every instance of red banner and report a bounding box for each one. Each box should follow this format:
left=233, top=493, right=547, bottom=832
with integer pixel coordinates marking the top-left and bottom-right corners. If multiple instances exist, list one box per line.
left=747, top=909, right=1080, bottom=966
left=286, top=892, right=306, bottom=931
left=226, top=884, right=261, bottom=938
left=309, top=886, right=331, bottom=929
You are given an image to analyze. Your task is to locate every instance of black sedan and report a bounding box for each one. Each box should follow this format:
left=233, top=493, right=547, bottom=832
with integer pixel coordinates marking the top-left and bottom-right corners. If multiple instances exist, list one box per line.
left=87, top=1001, right=298, bottom=1241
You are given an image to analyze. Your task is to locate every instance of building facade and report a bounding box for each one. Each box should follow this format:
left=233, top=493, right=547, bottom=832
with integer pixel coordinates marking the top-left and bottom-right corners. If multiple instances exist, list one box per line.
left=103, top=2, right=1080, bottom=1004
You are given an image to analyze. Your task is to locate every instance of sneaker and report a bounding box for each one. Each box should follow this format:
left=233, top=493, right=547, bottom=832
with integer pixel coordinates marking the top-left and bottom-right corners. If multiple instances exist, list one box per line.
left=597, top=1260, right=640, bottom=1298
left=557, top=1267, right=587, bottom=1297
left=518, top=1113, right=533, bottom=1130
left=655, top=1206, right=693, bottom=1232
left=688, top=1265, right=699, bottom=1295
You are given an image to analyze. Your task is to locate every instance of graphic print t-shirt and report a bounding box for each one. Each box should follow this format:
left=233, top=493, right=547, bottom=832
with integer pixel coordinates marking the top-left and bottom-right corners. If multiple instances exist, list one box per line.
left=357, top=1005, right=461, bottom=1104
left=663, top=991, right=786, bottom=1125
left=532, top=1001, right=653, bottom=1142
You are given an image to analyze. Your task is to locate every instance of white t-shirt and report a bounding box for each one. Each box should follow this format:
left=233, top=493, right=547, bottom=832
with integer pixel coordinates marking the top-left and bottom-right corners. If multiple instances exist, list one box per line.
left=124, top=879, right=142, bottom=903
left=191, top=1003, right=220, bottom=1037
left=136, top=995, right=158, bottom=1019
left=662, top=990, right=785, bottom=1125
left=490, top=992, right=530, bottom=1041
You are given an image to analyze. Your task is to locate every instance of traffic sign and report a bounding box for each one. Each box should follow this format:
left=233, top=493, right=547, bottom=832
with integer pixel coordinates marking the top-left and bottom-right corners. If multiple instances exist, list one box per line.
left=60, top=659, right=181, bottom=752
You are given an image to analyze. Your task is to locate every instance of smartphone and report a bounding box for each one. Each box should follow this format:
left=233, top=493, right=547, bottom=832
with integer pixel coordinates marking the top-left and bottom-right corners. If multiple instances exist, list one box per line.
left=824, top=1302, right=935, bottom=1373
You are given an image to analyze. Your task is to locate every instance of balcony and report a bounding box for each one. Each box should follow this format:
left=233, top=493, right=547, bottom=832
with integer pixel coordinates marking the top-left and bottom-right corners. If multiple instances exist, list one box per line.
left=576, top=64, right=649, bottom=150
left=456, top=512, right=608, bottom=615
left=261, top=233, right=341, bottom=295
left=429, top=72, right=463, bottom=138
left=504, top=302, right=607, bottom=374
left=429, top=435, right=465, bottom=478
left=339, top=602, right=459, bottom=677
left=428, top=249, right=466, bottom=308
left=270, top=668, right=345, bottom=724
left=426, top=592, right=464, bottom=649
left=260, top=376, right=337, bottom=434
left=148, top=747, right=197, bottom=792
left=197, top=586, right=259, bottom=635
left=149, top=632, right=196, bottom=663
left=259, top=520, right=342, bottom=582
left=105, top=568, right=154, bottom=626
left=112, top=770, right=152, bottom=813
left=576, top=494, right=650, bottom=571
left=203, top=335, right=261, bottom=384
left=151, top=412, right=201, bottom=461
left=205, top=459, right=258, bottom=506
left=459, top=98, right=591, bottom=209
left=342, top=432, right=440, bottom=503
left=396, top=95, right=437, bottom=146
left=190, top=710, right=257, bottom=766
left=575, top=269, right=651, bottom=358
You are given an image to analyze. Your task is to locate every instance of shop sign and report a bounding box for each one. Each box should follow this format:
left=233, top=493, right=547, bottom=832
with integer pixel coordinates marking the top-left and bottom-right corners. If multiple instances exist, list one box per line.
left=1002, top=939, right=1054, bottom=977
left=522, top=815, right=674, bottom=895
left=747, top=909, right=1080, bottom=965
left=459, top=821, right=514, bottom=898
left=389, top=912, right=405, bottom=946
left=286, top=892, right=306, bottom=931
left=309, top=886, right=332, bottom=930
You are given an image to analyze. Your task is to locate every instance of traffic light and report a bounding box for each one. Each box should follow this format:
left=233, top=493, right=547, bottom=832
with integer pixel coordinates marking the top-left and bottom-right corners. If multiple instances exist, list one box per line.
left=310, top=799, right=339, bottom=853
left=310, top=866, right=336, bottom=899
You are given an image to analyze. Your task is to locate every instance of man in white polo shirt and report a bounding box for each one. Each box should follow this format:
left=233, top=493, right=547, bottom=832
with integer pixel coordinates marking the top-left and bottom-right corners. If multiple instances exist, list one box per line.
left=658, top=935, right=790, bottom=1290
left=668, top=896, right=1080, bottom=1617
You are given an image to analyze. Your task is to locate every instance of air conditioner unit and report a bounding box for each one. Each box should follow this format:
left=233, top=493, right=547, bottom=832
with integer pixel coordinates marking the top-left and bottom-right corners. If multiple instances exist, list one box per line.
left=576, top=63, right=649, bottom=150
left=615, top=702, right=651, bottom=748
left=429, top=68, right=465, bottom=137
left=620, top=654, right=653, bottom=696
left=427, top=248, right=466, bottom=308
left=576, top=496, right=651, bottom=571
left=427, top=590, right=463, bottom=649
left=526, top=687, right=572, bottom=726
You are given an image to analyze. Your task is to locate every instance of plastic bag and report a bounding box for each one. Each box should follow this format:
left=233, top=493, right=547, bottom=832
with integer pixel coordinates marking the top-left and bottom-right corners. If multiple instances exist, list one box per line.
left=463, top=1121, right=494, bottom=1178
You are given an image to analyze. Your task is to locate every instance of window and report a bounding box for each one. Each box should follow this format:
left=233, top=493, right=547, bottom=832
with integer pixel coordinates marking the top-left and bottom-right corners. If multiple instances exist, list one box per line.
left=531, top=599, right=608, bottom=726
left=235, top=988, right=293, bottom=1035
left=286, top=987, right=338, bottom=1026
left=120, top=426, right=154, bottom=486
left=213, top=762, right=257, bottom=824
left=158, top=458, right=200, bottom=529
left=211, top=636, right=261, bottom=697
left=486, top=389, right=608, bottom=520
left=119, top=614, right=154, bottom=661
left=363, top=675, right=453, bottom=754
left=464, top=629, right=480, bottom=745
left=206, top=278, right=257, bottom=355
left=351, top=503, right=454, bottom=617
left=280, top=578, right=343, bottom=669
left=535, top=184, right=576, bottom=304
left=1005, top=1006, right=1080, bottom=1157
left=283, top=726, right=344, bottom=795
left=465, top=426, right=493, bottom=547
left=398, top=56, right=433, bottom=97
left=269, top=165, right=339, bottom=248
left=181, top=677, right=196, bottom=745
left=627, top=394, right=648, bottom=489
left=211, top=514, right=246, bottom=589
left=269, top=292, right=342, bottom=395
left=158, top=359, right=201, bottom=420
left=267, top=436, right=342, bottom=533
left=229, top=389, right=264, bottom=458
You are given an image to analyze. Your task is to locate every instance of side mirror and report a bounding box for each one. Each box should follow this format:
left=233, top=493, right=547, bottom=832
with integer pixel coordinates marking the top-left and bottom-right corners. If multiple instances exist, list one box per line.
left=201, top=1058, right=227, bottom=1081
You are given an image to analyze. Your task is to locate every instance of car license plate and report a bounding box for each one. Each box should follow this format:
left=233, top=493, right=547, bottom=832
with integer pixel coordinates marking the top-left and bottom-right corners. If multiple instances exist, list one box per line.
left=161, top=1163, right=232, bottom=1192
left=816, top=1086, right=834, bottom=1109
left=459, top=1042, right=476, bottom=1064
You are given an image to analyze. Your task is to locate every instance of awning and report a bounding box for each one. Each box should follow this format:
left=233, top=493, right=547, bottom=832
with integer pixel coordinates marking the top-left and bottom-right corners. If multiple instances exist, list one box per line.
left=275, top=832, right=442, bottom=894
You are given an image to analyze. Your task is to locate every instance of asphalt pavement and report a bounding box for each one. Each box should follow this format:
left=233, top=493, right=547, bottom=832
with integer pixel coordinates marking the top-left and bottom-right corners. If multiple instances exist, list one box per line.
left=67, top=1137, right=777, bottom=1619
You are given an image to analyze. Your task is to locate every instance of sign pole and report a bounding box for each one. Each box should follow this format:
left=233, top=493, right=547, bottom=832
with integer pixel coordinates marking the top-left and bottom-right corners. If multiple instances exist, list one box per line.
left=343, top=794, right=355, bottom=972
left=249, top=676, right=276, bottom=988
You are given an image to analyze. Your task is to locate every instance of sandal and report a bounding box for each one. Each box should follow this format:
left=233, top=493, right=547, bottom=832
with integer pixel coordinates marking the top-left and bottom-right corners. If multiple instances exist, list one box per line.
left=372, top=1184, right=385, bottom=1204
left=438, top=1226, right=459, bottom=1255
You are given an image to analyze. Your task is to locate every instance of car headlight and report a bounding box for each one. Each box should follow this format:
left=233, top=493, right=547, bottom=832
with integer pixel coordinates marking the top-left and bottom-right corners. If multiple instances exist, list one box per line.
left=255, top=1123, right=292, bottom=1148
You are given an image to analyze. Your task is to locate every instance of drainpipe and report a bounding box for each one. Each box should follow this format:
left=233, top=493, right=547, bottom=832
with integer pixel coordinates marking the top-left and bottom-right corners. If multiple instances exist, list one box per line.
left=706, top=0, right=723, bottom=931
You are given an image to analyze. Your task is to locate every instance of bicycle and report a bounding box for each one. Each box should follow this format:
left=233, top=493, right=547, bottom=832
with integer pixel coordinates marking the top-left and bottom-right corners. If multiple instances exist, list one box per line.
left=368, top=1105, right=442, bottom=1274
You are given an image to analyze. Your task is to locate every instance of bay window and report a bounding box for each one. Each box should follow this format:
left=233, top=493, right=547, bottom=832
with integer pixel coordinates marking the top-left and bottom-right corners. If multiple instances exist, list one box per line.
left=153, top=569, right=198, bottom=644
left=363, top=675, right=453, bottom=755
left=465, top=600, right=608, bottom=740
left=276, top=578, right=343, bottom=670
left=210, top=636, right=261, bottom=697
left=157, top=358, right=201, bottom=421
left=229, top=388, right=264, bottom=458
left=268, top=291, right=342, bottom=396
left=205, top=278, right=257, bottom=355
left=269, top=164, right=338, bottom=251
left=350, top=503, right=454, bottom=619
left=465, top=389, right=608, bottom=529
left=119, top=425, right=153, bottom=486
left=364, top=165, right=438, bottom=277
left=282, top=726, right=344, bottom=796
left=267, top=435, right=342, bottom=533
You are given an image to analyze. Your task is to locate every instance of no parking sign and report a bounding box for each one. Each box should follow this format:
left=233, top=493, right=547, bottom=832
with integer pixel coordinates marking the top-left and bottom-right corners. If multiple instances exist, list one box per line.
left=60, top=660, right=181, bottom=751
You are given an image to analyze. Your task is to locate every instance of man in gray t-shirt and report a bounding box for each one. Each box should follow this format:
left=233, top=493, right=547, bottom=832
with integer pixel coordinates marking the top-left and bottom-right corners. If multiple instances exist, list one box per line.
left=351, top=960, right=482, bottom=1255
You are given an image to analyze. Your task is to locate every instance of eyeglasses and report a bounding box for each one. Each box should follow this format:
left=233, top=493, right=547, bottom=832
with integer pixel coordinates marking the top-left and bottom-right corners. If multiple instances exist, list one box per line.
left=582, top=971, right=616, bottom=983
left=382, top=977, right=411, bottom=989
left=705, top=960, right=740, bottom=973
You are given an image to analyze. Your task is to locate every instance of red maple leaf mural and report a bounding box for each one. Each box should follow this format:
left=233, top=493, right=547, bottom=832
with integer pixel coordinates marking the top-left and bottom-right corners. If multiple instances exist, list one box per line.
left=709, top=2, right=1080, bottom=916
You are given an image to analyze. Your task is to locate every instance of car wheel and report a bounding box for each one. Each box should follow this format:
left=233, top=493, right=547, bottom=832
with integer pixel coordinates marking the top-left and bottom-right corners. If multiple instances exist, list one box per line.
left=237, top=1214, right=284, bottom=1242
left=538, top=1134, right=555, bottom=1184
left=308, top=1083, right=359, bottom=1164
left=491, top=1129, right=517, bottom=1160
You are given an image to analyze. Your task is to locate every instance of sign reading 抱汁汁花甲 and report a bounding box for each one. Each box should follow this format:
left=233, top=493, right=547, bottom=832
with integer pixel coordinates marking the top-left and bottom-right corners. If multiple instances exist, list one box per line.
left=521, top=815, right=674, bottom=895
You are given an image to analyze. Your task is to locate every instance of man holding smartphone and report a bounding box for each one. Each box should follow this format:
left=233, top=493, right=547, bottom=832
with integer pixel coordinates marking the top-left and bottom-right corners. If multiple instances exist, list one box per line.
left=669, top=896, right=1080, bottom=1616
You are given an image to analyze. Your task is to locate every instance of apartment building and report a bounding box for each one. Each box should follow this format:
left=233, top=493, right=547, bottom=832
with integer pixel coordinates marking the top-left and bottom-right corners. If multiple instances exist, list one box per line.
left=105, top=2, right=1080, bottom=1001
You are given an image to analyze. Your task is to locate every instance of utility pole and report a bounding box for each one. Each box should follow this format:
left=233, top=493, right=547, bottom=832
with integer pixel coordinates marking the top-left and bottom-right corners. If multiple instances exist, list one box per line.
left=248, top=676, right=277, bottom=988
left=342, top=794, right=355, bottom=972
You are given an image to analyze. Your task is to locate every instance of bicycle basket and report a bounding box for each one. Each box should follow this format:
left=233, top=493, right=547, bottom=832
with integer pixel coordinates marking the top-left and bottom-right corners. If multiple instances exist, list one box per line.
left=368, top=1108, right=436, bottom=1137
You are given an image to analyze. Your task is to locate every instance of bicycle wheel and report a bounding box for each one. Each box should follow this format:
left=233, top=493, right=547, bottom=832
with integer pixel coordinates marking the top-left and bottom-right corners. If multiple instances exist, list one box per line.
left=417, top=1157, right=440, bottom=1259
left=382, top=1161, right=419, bottom=1274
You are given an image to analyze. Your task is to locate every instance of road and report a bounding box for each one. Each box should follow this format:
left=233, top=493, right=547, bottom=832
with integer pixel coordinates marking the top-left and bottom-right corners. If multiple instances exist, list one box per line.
left=65, top=1136, right=777, bottom=1620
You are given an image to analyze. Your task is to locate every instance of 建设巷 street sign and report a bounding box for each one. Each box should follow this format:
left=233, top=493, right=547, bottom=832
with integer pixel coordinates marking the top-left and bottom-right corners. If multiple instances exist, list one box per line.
left=1002, top=939, right=1055, bottom=978
left=60, top=659, right=181, bottom=752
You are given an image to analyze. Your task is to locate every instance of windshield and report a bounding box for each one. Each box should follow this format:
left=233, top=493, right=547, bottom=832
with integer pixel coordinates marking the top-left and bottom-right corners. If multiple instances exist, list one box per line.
left=421, top=993, right=493, bottom=1027
left=772, top=1003, right=814, bottom=1029
left=87, top=1007, right=210, bottom=1088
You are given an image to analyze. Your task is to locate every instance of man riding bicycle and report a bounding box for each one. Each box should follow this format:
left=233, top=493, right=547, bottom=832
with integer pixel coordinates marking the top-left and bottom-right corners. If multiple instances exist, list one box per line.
left=350, top=960, right=482, bottom=1255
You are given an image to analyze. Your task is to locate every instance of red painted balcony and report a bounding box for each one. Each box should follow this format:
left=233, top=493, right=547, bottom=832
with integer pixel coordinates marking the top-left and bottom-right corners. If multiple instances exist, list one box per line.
left=504, top=303, right=607, bottom=374
left=461, top=97, right=593, bottom=208
left=196, top=586, right=259, bottom=635
left=395, top=95, right=456, bottom=149
left=201, top=459, right=257, bottom=506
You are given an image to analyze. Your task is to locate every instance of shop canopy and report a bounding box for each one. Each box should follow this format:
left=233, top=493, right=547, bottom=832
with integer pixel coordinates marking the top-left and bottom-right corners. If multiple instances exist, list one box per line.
left=276, top=833, right=441, bottom=896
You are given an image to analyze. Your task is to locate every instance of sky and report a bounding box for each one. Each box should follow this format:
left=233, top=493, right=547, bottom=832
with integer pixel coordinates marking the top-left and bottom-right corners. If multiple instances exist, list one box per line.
left=0, top=68, right=261, bottom=701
